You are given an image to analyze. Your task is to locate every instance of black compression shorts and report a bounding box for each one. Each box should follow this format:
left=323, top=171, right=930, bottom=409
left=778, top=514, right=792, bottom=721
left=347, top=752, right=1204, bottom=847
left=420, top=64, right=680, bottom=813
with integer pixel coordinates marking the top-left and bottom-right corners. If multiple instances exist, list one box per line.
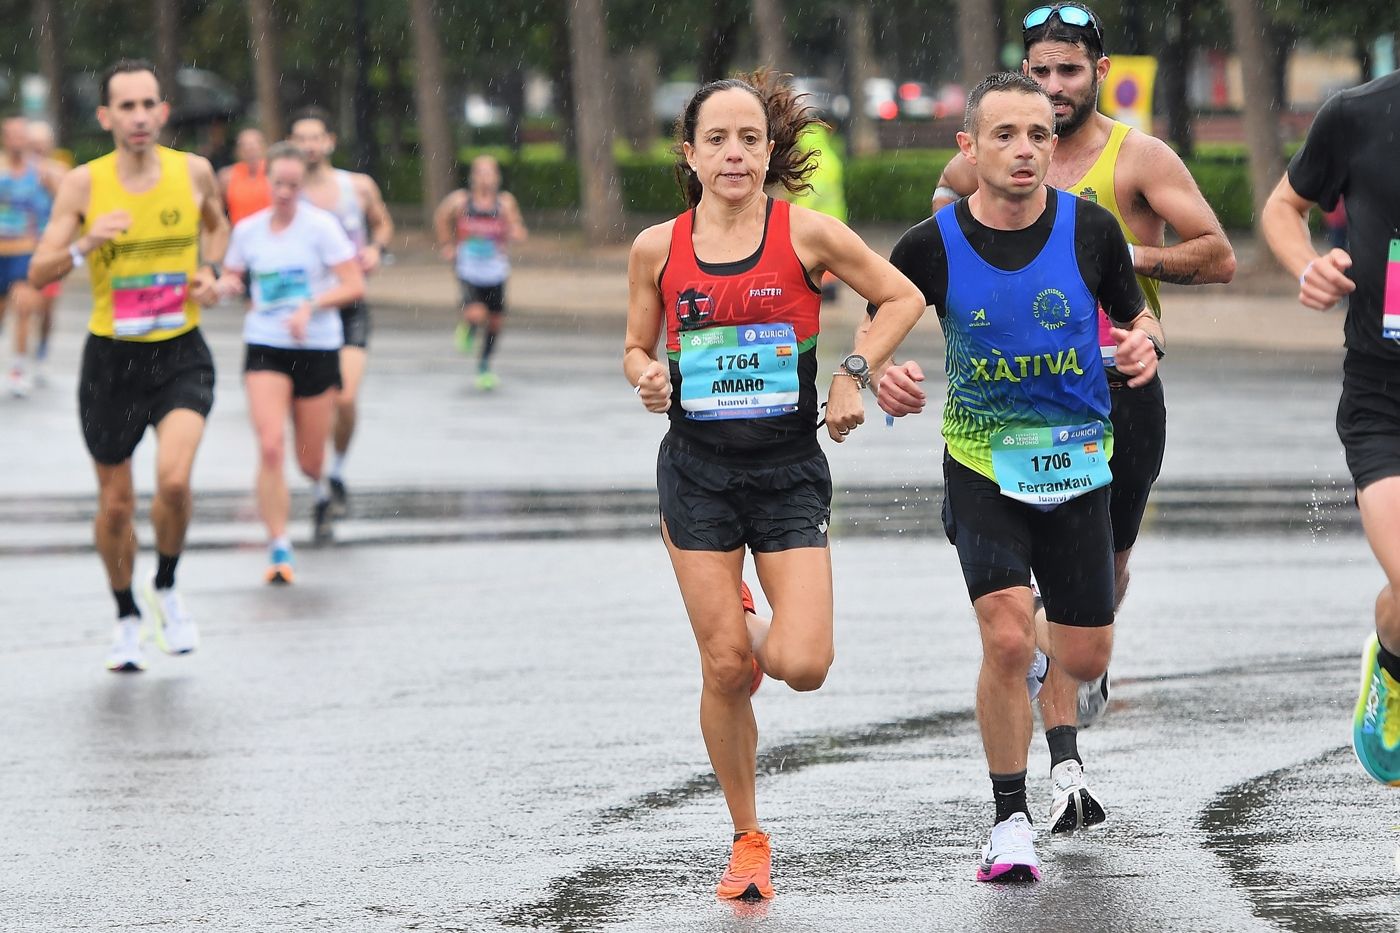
left=339, top=301, right=371, bottom=349
left=1107, top=373, right=1166, bottom=553
left=460, top=281, right=506, bottom=314
left=657, top=435, right=831, bottom=553
left=1337, top=356, right=1400, bottom=491
left=941, top=452, right=1115, bottom=627
left=79, top=329, right=216, bottom=466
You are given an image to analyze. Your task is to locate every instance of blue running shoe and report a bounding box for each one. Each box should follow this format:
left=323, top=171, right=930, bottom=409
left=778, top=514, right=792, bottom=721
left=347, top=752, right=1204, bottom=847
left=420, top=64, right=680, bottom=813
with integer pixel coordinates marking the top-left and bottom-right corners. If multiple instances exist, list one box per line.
left=265, top=545, right=295, bottom=585
left=1353, top=635, right=1400, bottom=786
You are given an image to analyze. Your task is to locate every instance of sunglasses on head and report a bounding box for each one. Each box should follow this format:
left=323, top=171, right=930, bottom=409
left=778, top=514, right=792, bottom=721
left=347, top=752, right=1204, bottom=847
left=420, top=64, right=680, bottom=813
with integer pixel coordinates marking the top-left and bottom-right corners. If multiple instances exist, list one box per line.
left=1022, top=4, right=1104, bottom=51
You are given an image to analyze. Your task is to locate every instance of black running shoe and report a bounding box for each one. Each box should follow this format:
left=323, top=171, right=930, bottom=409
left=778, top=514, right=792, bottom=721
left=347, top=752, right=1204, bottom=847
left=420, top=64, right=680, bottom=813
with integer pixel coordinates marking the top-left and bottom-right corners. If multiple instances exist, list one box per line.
left=328, top=477, right=348, bottom=518
left=313, top=498, right=335, bottom=544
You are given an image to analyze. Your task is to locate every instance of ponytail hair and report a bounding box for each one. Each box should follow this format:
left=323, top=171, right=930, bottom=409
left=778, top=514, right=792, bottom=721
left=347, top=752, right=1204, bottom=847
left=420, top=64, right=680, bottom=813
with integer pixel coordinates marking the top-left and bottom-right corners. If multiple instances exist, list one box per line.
left=672, top=69, right=825, bottom=209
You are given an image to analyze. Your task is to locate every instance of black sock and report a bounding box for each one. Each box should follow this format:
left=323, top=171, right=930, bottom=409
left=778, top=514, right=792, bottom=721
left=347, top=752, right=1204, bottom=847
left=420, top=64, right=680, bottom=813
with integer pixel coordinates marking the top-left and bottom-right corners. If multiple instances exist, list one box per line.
left=481, top=330, right=498, bottom=368
left=991, top=771, right=1029, bottom=824
left=1378, top=640, right=1400, bottom=682
left=154, top=552, right=180, bottom=590
left=1046, top=725, right=1081, bottom=769
left=114, top=588, right=140, bottom=619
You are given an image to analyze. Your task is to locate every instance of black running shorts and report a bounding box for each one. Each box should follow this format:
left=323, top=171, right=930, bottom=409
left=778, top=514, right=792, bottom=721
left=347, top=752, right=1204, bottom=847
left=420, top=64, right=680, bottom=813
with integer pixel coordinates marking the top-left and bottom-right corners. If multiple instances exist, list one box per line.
left=460, top=281, right=506, bottom=314
left=1107, top=373, right=1166, bottom=553
left=941, top=452, right=1115, bottom=627
left=79, top=329, right=216, bottom=466
left=1337, top=353, right=1400, bottom=491
left=339, top=301, right=371, bottom=349
left=657, top=436, right=831, bottom=553
left=244, top=344, right=342, bottom=399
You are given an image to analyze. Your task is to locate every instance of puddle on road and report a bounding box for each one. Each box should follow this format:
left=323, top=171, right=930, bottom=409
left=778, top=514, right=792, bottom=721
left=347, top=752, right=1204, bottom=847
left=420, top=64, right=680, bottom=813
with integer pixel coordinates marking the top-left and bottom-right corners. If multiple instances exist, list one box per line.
left=1201, top=746, right=1400, bottom=933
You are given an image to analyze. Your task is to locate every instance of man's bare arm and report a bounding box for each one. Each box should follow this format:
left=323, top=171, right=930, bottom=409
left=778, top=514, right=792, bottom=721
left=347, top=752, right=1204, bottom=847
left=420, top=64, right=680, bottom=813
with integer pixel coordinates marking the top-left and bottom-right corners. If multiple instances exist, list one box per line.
left=501, top=191, right=528, bottom=242
left=28, top=167, right=91, bottom=288
left=1261, top=174, right=1354, bottom=311
left=359, top=174, right=394, bottom=249
left=189, top=155, right=229, bottom=264
left=1130, top=136, right=1236, bottom=286
left=433, top=189, right=465, bottom=249
left=931, top=152, right=978, bottom=214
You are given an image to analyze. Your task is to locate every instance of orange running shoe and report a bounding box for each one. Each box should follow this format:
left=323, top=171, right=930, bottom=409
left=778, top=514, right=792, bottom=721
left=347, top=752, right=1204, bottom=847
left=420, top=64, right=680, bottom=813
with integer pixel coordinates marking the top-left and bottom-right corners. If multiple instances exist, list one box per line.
left=716, top=830, right=774, bottom=899
left=741, top=582, right=762, bottom=696
left=264, top=544, right=295, bottom=585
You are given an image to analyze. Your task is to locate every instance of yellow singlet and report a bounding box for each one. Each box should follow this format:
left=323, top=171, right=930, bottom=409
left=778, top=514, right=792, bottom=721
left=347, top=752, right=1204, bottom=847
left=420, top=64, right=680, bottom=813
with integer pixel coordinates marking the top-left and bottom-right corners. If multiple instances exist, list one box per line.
left=1064, top=121, right=1163, bottom=317
left=85, top=146, right=201, bottom=341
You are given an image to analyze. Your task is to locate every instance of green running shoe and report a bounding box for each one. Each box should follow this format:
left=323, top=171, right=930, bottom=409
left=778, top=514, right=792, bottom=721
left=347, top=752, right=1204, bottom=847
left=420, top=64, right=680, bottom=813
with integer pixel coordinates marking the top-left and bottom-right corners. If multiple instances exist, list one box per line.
left=454, top=322, right=476, bottom=355
left=476, top=370, right=499, bottom=391
left=1352, top=634, right=1400, bottom=786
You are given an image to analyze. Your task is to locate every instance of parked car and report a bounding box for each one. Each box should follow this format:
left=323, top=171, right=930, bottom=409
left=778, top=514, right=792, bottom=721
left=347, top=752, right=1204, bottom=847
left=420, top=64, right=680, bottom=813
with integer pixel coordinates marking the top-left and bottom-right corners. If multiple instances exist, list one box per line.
left=788, top=76, right=850, bottom=121
left=653, top=81, right=699, bottom=127
left=865, top=77, right=899, bottom=120
left=464, top=93, right=508, bottom=128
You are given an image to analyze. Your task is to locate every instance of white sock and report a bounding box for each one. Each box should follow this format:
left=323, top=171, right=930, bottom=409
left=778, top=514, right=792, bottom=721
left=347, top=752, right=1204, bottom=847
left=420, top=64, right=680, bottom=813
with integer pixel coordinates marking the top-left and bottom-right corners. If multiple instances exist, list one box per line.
left=312, top=476, right=330, bottom=502
left=329, top=453, right=347, bottom=481
left=270, top=535, right=292, bottom=554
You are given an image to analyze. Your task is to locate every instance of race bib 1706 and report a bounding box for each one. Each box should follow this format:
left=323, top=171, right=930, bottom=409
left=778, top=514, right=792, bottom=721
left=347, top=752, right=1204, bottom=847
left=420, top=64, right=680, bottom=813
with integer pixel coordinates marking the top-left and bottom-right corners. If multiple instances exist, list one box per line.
left=989, top=421, right=1112, bottom=507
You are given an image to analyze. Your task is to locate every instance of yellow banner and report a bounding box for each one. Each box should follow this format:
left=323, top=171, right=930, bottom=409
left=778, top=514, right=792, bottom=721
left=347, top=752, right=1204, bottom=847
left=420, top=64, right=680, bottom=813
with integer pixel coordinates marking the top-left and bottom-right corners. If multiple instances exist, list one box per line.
left=1100, top=56, right=1157, bottom=132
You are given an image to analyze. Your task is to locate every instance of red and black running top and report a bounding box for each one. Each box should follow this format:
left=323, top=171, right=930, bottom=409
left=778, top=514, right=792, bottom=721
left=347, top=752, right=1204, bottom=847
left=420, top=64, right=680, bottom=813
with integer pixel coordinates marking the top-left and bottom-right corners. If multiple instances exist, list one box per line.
left=658, top=197, right=823, bottom=461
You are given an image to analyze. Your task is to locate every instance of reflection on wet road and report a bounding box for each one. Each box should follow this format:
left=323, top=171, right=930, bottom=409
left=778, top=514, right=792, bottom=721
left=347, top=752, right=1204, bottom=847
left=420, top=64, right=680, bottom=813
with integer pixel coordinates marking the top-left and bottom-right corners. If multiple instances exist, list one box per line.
left=5, top=528, right=1396, bottom=931
left=5, top=318, right=1396, bottom=930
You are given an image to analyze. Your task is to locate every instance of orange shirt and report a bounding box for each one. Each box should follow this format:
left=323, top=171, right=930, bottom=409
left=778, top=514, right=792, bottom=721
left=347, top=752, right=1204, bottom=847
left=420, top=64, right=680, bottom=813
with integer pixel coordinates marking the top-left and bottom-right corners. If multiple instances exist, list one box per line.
left=225, top=161, right=271, bottom=225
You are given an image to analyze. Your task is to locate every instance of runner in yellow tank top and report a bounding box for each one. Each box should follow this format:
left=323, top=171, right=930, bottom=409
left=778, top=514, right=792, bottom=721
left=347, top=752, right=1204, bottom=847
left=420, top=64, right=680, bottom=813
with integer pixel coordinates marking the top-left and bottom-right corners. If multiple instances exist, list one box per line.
left=928, top=5, right=1236, bottom=835
left=30, top=59, right=229, bottom=674
left=84, top=144, right=203, bottom=341
left=1062, top=120, right=1162, bottom=316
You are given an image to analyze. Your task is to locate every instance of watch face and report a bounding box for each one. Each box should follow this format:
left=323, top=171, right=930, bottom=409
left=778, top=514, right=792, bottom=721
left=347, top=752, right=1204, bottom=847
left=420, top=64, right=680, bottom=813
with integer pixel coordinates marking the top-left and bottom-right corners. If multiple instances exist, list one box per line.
left=843, top=354, right=868, bottom=375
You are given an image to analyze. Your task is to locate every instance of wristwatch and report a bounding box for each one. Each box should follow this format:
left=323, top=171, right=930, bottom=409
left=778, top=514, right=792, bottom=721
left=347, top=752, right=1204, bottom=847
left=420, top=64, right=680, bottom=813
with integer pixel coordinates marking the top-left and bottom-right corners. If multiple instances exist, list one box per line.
left=1146, top=334, right=1165, bottom=360
left=838, top=353, right=871, bottom=390
left=68, top=243, right=86, bottom=268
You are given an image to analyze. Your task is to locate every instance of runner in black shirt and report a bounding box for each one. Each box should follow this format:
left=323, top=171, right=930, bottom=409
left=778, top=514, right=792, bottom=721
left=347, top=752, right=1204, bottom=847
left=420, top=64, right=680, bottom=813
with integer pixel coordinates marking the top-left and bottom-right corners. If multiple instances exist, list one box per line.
left=867, top=73, right=1159, bottom=881
left=885, top=190, right=1145, bottom=318
left=1261, top=70, right=1400, bottom=786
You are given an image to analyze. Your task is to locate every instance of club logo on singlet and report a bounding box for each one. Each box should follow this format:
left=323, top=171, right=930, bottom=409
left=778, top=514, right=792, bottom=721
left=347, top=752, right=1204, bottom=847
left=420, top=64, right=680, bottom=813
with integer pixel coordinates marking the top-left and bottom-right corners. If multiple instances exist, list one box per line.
left=1032, top=287, right=1071, bottom=331
left=1078, top=187, right=1099, bottom=204
left=675, top=288, right=714, bottom=331
left=160, top=208, right=181, bottom=226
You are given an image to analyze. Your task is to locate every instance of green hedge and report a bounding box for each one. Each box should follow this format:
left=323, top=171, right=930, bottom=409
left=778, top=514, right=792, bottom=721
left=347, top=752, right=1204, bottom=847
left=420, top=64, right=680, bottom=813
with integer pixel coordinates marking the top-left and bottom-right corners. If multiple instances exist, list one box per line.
left=847, top=149, right=959, bottom=222
left=843, top=149, right=1257, bottom=229
left=395, top=146, right=1261, bottom=230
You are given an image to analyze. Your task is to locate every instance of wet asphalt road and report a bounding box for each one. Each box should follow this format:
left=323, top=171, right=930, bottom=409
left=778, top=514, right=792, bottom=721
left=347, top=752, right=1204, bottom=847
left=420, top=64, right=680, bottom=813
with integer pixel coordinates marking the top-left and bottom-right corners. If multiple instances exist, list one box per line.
left=3, top=300, right=1399, bottom=931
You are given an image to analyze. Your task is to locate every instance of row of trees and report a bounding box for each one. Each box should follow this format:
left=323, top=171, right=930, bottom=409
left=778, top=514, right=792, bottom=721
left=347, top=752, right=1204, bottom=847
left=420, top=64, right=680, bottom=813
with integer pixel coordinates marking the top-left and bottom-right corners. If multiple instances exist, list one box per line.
left=10, top=0, right=1400, bottom=238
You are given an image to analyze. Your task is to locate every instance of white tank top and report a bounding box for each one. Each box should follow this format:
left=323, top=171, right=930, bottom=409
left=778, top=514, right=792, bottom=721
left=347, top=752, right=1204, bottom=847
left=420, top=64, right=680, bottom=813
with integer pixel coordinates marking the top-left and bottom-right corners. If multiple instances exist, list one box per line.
left=304, top=169, right=367, bottom=250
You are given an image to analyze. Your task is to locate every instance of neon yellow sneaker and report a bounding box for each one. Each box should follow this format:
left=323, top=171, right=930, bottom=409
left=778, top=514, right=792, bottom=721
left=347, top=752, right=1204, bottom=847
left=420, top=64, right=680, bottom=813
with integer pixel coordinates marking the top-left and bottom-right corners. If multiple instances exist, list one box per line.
left=454, top=322, right=476, bottom=354
left=1352, top=634, right=1400, bottom=786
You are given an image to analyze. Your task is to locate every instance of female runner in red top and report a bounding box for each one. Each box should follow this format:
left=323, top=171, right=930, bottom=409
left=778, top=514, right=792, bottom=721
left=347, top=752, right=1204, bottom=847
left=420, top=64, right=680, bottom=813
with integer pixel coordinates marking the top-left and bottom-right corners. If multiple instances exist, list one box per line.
left=623, top=71, right=924, bottom=899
